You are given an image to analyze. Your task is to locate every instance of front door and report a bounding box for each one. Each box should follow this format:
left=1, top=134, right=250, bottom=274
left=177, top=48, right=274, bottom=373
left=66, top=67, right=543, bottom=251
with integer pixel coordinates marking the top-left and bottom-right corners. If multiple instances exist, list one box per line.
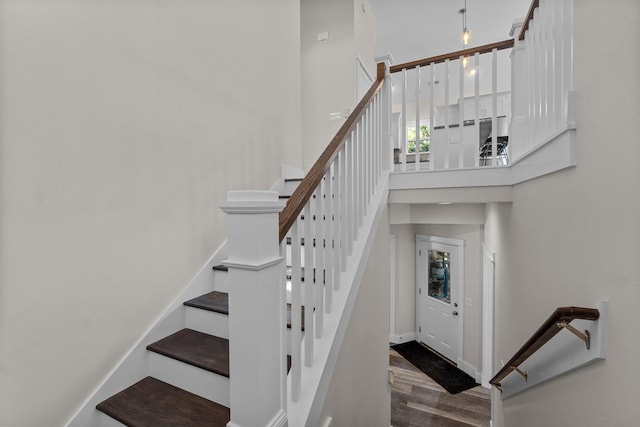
left=417, top=236, right=463, bottom=364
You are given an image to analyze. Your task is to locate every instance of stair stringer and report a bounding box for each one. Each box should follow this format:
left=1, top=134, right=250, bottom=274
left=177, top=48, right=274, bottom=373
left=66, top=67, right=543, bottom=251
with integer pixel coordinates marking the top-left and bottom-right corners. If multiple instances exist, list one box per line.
left=63, top=240, right=229, bottom=427
left=287, top=173, right=390, bottom=427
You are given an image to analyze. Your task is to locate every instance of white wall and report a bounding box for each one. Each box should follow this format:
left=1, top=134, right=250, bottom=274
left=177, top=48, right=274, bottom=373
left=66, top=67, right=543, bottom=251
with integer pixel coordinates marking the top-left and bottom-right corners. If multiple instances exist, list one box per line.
left=488, top=1, right=640, bottom=425
left=389, top=221, right=483, bottom=375
left=301, top=0, right=375, bottom=170
left=319, top=206, right=391, bottom=426
left=0, top=1, right=301, bottom=426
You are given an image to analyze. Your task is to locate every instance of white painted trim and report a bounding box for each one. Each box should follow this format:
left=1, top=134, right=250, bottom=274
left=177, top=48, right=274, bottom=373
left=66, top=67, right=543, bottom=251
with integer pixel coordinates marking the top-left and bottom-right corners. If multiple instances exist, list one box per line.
left=482, top=243, right=495, bottom=388
left=415, top=235, right=465, bottom=369
left=461, top=360, right=482, bottom=383
left=389, top=234, right=397, bottom=339
left=356, top=56, right=374, bottom=102
left=227, top=409, right=287, bottom=427
left=389, top=127, right=576, bottom=190
left=389, top=332, right=417, bottom=344
left=223, top=257, right=284, bottom=271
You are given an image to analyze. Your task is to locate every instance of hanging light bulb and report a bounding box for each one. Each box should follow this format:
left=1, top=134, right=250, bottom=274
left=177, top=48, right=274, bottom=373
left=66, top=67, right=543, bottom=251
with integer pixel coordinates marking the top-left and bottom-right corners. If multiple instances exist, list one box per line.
left=462, top=28, right=471, bottom=46
left=459, top=0, right=471, bottom=46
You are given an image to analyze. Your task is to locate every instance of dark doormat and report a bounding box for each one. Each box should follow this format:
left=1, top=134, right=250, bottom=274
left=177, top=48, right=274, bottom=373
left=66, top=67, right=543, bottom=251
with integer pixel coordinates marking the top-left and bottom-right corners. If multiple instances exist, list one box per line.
left=391, top=341, right=479, bottom=394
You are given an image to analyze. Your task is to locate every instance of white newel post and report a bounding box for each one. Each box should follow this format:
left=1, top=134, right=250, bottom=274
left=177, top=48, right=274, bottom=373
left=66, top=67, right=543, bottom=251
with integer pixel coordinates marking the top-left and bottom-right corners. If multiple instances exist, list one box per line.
left=219, top=191, right=288, bottom=427
left=375, top=55, right=393, bottom=172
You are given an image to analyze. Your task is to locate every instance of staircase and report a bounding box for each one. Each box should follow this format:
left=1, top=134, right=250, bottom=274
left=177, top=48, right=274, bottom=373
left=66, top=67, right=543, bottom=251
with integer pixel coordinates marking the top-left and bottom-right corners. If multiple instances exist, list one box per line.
left=93, top=180, right=304, bottom=427
left=68, top=62, right=391, bottom=427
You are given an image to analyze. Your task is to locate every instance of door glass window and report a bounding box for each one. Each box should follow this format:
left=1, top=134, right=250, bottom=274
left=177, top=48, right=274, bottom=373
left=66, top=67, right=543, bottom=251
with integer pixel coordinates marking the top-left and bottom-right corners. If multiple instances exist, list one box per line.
left=428, top=250, right=450, bottom=304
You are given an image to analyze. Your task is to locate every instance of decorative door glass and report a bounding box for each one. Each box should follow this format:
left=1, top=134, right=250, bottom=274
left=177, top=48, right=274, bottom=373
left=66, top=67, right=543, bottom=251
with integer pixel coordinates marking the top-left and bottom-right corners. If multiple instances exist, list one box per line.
left=428, top=250, right=450, bottom=304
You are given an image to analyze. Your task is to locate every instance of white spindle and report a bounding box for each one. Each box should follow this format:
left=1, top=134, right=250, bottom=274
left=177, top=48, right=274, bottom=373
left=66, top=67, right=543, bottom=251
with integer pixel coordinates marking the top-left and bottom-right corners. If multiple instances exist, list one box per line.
left=333, top=152, right=341, bottom=289
left=347, top=132, right=354, bottom=256
left=429, top=63, right=435, bottom=170
left=290, top=221, right=302, bottom=401
left=458, top=56, right=464, bottom=168
left=474, top=52, right=480, bottom=168
left=491, top=48, right=498, bottom=166
left=303, top=202, right=314, bottom=367
left=415, top=66, right=421, bottom=171
left=340, top=144, right=348, bottom=270
left=401, top=69, right=407, bottom=171
left=315, top=182, right=324, bottom=339
left=324, top=167, right=333, bottom=314
left=552, top=0, right=561, bottom=131
left=444, top=59, right=450, bottom=169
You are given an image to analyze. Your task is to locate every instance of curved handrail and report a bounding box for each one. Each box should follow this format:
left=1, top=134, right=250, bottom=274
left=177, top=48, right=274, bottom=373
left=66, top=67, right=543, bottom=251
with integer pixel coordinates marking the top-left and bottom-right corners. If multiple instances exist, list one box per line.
left=278, top=63, right=386, bottom=242
left=490, top=306, right=600, bottom=388
left=519, top=0, right=540, bottom=41
left=389, top=39, right=515, bottom=74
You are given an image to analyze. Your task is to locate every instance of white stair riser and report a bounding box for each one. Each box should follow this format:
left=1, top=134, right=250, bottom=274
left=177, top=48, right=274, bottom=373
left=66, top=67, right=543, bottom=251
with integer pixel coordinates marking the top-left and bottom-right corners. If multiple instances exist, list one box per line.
left=283, top=180, right=301, bottom=195
left=185, top=306, right=229, bottom=339
left=147, top=352, right=230, bottom=407
left=213, top=270, right=229, bottom=293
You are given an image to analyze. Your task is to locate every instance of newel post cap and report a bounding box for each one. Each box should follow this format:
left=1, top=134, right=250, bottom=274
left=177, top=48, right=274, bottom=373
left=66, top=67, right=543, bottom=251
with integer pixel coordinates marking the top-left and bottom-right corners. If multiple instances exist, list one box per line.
left=219, top=190, right=285, bottom=214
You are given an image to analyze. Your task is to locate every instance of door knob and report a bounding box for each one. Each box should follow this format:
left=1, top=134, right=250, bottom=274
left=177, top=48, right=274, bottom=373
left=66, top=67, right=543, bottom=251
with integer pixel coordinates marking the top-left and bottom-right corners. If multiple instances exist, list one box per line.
left=452, top=311, right=458, bottom=316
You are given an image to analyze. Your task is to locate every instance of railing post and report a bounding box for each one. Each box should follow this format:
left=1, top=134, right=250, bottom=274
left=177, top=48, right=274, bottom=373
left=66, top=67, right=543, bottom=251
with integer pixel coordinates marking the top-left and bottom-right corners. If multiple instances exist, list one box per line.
left=220, top=191, right=288, bottom=427
left=375, top=56, right=393, bottom=172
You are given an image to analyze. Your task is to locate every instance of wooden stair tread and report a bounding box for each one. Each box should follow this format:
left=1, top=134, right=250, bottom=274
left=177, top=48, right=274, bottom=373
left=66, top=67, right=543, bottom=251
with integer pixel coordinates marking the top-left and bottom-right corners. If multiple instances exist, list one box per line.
left=184, top=291, right=228, bottom=315
left=147, top=329, right=229, bottom=377
left=97, top=376, right=229, bottom=427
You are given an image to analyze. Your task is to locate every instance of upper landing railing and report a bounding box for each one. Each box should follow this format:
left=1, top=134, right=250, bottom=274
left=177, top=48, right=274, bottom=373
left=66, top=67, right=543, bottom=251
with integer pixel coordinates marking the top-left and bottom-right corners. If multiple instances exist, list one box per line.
left=391, top=40, right=514, bottom=172
left=391, top=0, right=575, bottom=174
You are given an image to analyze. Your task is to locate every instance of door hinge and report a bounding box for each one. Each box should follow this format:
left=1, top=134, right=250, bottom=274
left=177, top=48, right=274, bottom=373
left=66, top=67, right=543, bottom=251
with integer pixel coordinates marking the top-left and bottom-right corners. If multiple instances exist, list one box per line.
left=419, top=288, right=422, bottom=295
left=419, top=249, right=422, bottom=256
left=419, top=326, right=422, bottom=332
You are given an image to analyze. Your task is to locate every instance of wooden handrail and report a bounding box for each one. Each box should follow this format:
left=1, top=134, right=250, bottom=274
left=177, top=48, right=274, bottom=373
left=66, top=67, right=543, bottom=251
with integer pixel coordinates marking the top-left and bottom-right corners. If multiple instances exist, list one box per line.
left=389, top=39, right=515, bottom=74
left=519, top=0, right=540, bottom=41
left=278, top=63, right=387, bottom=242
left=490, top=306, right=600, bottom=388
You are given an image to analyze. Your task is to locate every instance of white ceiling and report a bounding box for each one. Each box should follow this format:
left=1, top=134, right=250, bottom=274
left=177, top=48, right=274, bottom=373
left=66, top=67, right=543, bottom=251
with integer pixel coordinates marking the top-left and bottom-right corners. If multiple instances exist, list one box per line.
left=368, top=0, right=531, bottom=64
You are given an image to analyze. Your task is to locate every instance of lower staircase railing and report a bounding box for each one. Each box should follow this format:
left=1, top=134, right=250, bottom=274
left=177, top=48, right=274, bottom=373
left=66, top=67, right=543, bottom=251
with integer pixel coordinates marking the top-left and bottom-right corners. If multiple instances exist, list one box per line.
left=221, top=61, right=392, bottom=427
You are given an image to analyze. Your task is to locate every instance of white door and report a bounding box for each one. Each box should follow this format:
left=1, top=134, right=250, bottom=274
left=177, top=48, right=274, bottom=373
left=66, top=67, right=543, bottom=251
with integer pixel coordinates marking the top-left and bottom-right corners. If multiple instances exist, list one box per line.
left=417, top=236, right=463, bottom=364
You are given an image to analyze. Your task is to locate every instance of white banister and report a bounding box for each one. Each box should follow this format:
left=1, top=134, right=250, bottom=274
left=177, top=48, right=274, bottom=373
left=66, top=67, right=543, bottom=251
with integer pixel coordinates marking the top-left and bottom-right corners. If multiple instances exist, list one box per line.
left=219, top=191, right=287, bottom=427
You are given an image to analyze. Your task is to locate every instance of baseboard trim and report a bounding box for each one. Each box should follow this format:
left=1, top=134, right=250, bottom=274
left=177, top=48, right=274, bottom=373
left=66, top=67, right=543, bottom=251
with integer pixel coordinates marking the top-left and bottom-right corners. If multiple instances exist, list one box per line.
left=389, top=332, right=416, bottom=344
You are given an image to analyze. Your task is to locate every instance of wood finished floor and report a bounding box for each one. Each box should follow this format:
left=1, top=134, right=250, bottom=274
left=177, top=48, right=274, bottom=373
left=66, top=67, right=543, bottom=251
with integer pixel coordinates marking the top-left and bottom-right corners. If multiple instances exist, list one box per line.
left=390, top=348, right=491, bottom=427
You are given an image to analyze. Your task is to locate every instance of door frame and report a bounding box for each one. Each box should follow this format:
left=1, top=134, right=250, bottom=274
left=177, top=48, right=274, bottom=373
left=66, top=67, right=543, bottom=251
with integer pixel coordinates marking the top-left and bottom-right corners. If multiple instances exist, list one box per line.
left=482, top=243, right=495, bottom=388
left=415, top=234, right=465, bottom=367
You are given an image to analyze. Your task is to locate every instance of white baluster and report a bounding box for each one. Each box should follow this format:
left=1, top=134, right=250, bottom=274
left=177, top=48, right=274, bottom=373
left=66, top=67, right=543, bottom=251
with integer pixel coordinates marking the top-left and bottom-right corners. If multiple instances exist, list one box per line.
left=429, top=63, right=435, bottom=170
left=492, top=48, right=498, bottom=167
left=303, top=202, right=314, bottom=367
left=444, top=59, right=450, bottom=169
left=315, top=183, right=324, bottom=339
left=324, top=166, right=333, bottom=314
left=290, top=221, right=302, bottom=401
left=415, top=65, right=421, bottom=171
left=340, top=144, right=348, bottom=270
left=474, top=52, right=480, bottom=168
left=334, top=152, right=342, bottom=288
left=458, top=56, right=464, bottom=168
left=401, top=69, right=407, bottom=171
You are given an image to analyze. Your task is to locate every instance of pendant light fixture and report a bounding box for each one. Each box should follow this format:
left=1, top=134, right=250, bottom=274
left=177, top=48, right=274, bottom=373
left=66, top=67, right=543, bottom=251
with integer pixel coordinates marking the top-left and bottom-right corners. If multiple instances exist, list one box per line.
left=459, top=0, right=470, bottom=46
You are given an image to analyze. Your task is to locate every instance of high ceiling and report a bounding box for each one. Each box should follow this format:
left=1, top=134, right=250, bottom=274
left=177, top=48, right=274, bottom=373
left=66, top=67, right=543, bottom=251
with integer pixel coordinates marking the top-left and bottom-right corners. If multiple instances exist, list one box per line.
left=369, top=0, right=531, bottom=64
